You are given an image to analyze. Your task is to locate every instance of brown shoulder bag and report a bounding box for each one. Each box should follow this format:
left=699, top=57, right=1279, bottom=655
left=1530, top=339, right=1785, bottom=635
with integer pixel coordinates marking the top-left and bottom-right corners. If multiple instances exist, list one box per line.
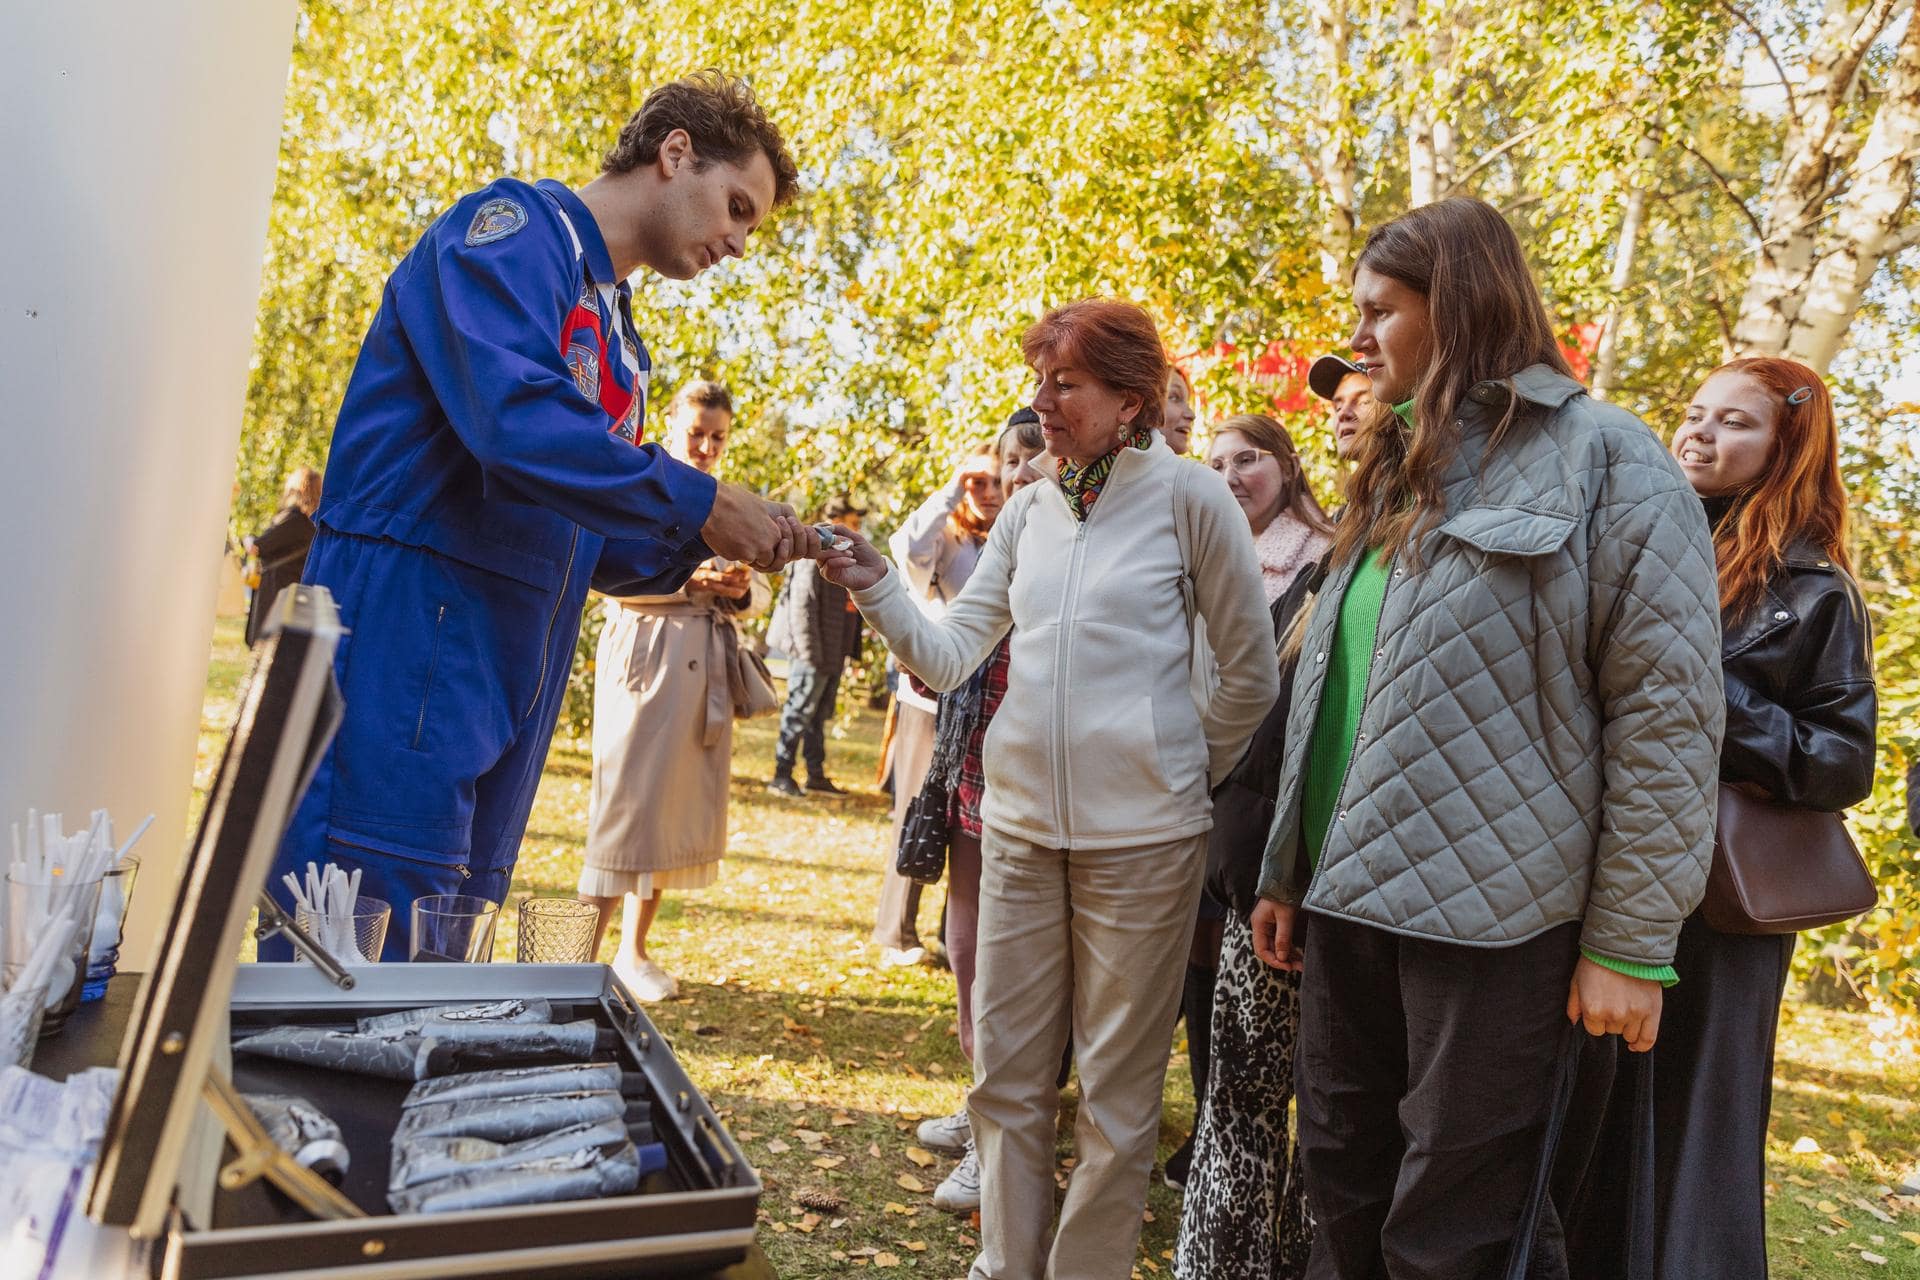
left=1701, top=783, right=1876, bottom=935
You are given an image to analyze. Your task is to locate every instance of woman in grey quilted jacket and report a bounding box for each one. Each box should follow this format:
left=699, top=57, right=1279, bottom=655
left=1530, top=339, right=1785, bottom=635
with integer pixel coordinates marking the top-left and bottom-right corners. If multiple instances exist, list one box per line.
left=1248, top=198, right=1725, bottom=1278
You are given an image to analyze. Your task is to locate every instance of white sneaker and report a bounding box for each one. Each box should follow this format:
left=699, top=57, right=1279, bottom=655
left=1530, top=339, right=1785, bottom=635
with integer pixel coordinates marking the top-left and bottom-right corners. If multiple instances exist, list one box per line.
left=916, top=1105, right=972, bottom=1153
left=615, top=957, right=679, bottom=1003
left=879, top=945, right=926, bottom=968
left=932, top=1143, right=981, bottom=1213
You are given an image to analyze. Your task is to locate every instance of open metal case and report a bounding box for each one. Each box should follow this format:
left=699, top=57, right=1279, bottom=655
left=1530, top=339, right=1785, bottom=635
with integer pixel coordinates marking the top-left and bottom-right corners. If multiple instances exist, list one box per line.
left=84, top=586, right=761, bottom=1278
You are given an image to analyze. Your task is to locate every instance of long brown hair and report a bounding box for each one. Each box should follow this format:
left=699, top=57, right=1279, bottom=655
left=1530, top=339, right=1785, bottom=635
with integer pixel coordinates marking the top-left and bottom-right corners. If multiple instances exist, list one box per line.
left=1698, top=357, right=1853, bottom=619
left=1330, top=199, right=1573, bottom=568
left=1214, top=414, right=1334, bottom=535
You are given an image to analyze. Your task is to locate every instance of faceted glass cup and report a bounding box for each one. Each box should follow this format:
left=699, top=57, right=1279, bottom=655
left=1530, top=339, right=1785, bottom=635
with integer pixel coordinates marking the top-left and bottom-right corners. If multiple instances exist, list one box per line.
left=516, top=897, right=600, bottom=964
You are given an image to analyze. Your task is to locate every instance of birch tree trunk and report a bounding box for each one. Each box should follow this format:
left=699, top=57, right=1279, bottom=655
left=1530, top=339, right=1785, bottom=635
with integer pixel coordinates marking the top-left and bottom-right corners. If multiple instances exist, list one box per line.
left=1313, top=0, right=1359, bottom=277
left=1785, top=8, right=1920, bottom=369
left=1730, top=0, right=1906, bottom=360
left=1591, top=133, right=1659, bottom=399
left=1402, top=0, right=1441, bottom=205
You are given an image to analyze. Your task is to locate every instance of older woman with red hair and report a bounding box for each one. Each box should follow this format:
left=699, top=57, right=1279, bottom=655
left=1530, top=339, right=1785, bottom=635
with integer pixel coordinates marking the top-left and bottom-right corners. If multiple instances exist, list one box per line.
left=821, top=299, right=1276, bottom=1279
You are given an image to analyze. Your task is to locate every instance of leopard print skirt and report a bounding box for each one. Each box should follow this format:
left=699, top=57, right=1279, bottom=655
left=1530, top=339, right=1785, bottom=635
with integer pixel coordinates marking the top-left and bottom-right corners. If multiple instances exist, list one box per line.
left=1174, top=911, right=1313, bottom=1278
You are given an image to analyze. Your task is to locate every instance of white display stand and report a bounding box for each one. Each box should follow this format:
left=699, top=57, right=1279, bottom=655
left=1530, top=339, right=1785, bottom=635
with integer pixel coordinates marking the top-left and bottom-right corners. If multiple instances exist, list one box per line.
left=0, top=1, right=299, bottom=965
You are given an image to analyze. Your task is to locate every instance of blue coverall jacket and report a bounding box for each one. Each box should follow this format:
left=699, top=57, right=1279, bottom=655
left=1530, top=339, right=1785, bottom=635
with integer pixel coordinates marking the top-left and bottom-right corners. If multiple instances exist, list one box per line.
left=267, top=178, right=717, bottom=959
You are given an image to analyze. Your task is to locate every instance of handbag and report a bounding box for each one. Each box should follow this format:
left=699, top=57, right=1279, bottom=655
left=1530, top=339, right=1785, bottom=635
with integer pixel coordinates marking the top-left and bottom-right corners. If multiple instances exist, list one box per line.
left=894, top=778, right=952, bottom=885
left=1702, top=783, right=1876, bottom=934
left=720, top=621, right=780, bottom=721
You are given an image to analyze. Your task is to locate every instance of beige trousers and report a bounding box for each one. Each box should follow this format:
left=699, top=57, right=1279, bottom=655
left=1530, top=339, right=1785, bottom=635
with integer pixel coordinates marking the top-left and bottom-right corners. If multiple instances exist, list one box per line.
left=967, top=827, right=1206, bottom=1280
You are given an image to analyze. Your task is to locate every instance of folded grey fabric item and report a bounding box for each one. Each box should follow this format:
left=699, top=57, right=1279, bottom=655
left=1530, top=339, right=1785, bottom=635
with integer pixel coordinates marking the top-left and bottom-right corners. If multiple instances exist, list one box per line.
left=243, top=1093, right=350, bottom=1180
left=234, top=1020, right=603, bottom=1082
left=233, top=1026, right=432, bottom=1082
left=402, top=1061, right=622, bottom=1109
left=357, top=999, right=552, bottom=1033
left=389, top=1139, right=641, bottom=1214
left=393, top=1090, right=629, bottom=1144
left=389, top=1117, right=628, bottom=1191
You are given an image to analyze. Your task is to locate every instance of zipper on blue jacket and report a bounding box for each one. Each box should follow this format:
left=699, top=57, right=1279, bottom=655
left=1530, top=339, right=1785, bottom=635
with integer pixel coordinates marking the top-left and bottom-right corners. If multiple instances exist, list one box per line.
left=526, top=527, right=581, bottom=720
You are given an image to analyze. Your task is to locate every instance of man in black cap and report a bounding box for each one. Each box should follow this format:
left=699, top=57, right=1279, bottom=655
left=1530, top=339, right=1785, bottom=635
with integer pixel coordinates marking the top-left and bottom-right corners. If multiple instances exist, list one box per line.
left=766, top=494, right=867, bottom=796
left=1308, top=353, right=1375, bottom=461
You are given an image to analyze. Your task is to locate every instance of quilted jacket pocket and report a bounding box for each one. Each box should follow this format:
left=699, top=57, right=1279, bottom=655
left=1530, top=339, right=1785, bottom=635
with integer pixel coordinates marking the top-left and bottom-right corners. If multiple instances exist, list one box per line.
left=1437, top=506, right=1577, bottom=558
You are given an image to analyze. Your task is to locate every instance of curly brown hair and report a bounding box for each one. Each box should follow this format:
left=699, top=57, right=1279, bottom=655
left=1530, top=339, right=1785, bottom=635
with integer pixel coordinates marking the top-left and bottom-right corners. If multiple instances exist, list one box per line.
left=602, top=71, right=800, bottom=207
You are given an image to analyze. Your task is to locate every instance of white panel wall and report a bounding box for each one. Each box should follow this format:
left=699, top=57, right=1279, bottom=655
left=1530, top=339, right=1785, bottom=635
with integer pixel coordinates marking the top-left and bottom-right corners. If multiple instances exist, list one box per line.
left=0, top=2, right=299, bottom=964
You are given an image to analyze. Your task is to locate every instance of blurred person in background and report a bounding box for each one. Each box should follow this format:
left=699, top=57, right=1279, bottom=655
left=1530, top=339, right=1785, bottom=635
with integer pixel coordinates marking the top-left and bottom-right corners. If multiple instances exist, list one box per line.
left=245, top=466, right=322, bottom=646
left=873, top=438, right=1004, bottom=966
left=1174, top=414, right=1332, bottom=1271
left=1308, top=354, right=1374, bottom=463
left=1164, top=366, right=1198, bottom=454
left=766, top=495, right=867, bottom=798
left=579, top=381, right=770, bottom=1002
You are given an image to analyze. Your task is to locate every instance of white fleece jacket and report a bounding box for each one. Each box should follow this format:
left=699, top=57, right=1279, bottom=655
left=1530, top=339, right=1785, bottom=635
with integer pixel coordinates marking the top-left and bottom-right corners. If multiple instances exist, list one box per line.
left=852, top=442, right=1277, bottom=850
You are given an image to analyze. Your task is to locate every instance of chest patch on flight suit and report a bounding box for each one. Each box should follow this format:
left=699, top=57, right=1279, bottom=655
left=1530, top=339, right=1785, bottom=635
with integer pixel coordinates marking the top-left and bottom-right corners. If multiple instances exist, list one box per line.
left=466, top=198, right=527, bottom=245
left=566, top=341, right=601, bottom=399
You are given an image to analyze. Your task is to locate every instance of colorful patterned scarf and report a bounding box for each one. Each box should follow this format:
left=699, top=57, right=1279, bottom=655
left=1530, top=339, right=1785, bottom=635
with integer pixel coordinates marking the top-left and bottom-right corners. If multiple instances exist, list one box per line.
left=1055, top=424, right=1156, bottom=521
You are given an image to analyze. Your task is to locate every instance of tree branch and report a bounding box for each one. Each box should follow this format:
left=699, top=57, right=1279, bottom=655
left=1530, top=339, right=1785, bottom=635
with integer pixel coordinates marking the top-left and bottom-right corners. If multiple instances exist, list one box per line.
left=1440, top=120, right=1552, bottom=196
left=1717, top=0, right=1800, bottom=125
left=1676, top=137, right=1772, bottom=247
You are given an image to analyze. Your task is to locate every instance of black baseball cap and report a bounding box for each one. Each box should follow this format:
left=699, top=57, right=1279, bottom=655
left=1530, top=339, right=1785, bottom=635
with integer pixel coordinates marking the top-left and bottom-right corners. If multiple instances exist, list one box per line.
left=1308, top=355, right=1367, bottom=401
left=1008, top=407, right=1040, bottom=427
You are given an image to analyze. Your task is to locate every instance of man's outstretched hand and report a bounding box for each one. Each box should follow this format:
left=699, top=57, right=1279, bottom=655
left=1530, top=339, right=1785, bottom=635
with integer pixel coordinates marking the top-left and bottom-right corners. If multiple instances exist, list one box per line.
left=702, top=483, right=819, bottom=571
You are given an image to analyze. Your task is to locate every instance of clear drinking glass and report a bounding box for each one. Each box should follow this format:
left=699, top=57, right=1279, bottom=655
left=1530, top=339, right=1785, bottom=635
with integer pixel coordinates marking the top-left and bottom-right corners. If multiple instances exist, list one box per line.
left=5, top=869, right=104, bottom=1037
left=82, top=854, right=141, bottom=1002
left=410, top=895, right=499, bottom=963
left=295, top=896, right=392, bottom=966
left=516, top=897, right=600, bottom=963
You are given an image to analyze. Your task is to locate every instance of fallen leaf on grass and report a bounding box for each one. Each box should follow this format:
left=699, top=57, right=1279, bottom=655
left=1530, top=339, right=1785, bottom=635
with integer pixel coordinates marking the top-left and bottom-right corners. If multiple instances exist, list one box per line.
left=899, top=1240, right=926, bottom=1252
left=812, top=1156, right=846, bottom=1169
left=1861, top=1252, right=1888, bottom=1265
left=883, top=1202, right=911, bottom=1215
left=1853, top=1197, right=1896, bottom=1223
left=794, top=1128, right=828, bottom=1144
left=831, top=1112, right=857, bottom=1126
left=896, top=1173, right=927, bottom=1193
left=874, top=1253, right=901, bottom=1268
left=1901, top=1231, right=1920, bottom=1246
left=766, top=1139, right=791, bottom=1154
left=1792, top=1137, right=1823, bottom=1155
left=869, top=1143, right=882, bottom=1158
left=905, top=1147, right=936, bottom=1168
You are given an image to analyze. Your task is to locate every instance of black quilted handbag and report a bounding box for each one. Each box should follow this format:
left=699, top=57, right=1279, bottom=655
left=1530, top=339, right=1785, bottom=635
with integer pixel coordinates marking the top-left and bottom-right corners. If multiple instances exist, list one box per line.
left=894, top=776, right=952, bottom=885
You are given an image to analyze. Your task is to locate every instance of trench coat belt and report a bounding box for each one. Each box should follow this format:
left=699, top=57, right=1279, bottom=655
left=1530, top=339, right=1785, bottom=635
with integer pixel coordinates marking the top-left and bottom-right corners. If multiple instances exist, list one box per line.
left=609, top=595, right=733, bottom=749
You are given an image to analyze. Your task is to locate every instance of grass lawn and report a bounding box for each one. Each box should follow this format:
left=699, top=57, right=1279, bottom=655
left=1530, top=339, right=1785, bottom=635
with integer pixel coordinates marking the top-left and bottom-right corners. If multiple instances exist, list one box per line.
left=197, top=611, right=1920, bottom=1278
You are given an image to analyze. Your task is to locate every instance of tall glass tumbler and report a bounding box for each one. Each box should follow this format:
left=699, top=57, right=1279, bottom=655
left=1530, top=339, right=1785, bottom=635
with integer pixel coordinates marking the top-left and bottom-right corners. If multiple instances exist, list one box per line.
left=82, top=854, right=141, bottom=1002
left=516, top=898, right=600, bottom=963
left=410, top=895, right=499, bottom=963
left=6, top=869, right=104, bottom=1037
left=295, top=897, right=392, bottom=966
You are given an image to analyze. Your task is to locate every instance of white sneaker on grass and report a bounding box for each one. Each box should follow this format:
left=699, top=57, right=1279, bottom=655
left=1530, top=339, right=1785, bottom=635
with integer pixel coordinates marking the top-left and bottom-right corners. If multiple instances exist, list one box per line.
left=614, top=957, right=679, bottom=1003
left=916, top=1104, right=971, bottom=1153
left=933, top=1142, right=981, bottom=1213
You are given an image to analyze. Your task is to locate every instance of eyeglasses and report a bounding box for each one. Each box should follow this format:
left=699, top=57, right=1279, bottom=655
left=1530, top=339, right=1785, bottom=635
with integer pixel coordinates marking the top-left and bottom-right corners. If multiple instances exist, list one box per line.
left=1207, top=448, right=1276, bottom=476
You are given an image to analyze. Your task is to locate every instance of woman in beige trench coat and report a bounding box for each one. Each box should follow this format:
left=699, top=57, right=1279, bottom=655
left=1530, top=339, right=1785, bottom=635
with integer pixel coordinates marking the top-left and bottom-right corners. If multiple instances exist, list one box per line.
left=579, top=381, right=768, bottom=1001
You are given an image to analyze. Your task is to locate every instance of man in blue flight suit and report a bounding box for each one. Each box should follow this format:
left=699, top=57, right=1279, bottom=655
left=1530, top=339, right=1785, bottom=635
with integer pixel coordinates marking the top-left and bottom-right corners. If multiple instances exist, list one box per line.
left=265, top=73, right=814, bottom=959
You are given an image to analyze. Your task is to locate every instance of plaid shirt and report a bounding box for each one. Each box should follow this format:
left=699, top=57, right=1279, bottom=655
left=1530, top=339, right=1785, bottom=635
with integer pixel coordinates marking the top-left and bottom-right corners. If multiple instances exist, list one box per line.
left=950, top=635, right=1012, bottom=837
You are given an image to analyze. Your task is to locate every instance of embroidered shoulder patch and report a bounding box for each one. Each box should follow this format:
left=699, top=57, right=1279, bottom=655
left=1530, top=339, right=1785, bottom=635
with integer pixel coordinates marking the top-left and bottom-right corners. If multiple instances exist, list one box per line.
left=465, top=197, right=527, bottom=246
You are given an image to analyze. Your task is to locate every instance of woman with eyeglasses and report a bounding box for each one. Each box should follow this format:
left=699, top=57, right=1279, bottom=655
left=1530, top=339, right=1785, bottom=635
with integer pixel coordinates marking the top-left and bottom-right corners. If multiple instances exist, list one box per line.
left=1175, top=416, right=1331, bottom=1275
left=873, top=438, right=1006, bottom=969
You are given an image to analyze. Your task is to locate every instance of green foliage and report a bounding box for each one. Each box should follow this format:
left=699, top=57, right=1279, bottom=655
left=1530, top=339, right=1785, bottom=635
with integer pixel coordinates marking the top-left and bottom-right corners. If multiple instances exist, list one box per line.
left=242, top=0, right=1920, bottom=1023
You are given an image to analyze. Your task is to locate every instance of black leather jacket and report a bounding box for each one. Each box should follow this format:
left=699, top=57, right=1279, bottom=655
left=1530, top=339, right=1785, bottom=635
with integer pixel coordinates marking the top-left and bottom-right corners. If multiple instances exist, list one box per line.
left=1719, top=536, right=1877, bottom=812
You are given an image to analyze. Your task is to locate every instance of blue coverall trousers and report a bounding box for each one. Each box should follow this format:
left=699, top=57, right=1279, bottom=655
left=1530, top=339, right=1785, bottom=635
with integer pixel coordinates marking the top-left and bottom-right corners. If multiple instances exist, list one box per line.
left=263, top=530, right=590, bottom=961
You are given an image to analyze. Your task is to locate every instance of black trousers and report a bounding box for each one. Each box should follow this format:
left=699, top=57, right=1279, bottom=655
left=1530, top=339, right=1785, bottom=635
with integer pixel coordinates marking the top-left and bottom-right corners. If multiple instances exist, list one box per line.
left=1297, top=914, right=1583, bottom=1280
left=1565, top=911, right=1793, bottom=1280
